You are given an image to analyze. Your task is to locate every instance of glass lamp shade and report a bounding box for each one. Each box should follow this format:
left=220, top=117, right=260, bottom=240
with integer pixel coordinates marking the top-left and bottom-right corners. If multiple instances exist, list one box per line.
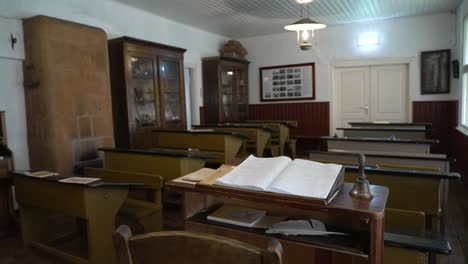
left=285, top=18, right=326, bottom=50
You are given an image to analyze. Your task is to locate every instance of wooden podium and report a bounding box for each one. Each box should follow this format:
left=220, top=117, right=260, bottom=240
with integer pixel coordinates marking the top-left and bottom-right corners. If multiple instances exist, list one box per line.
left=166, top=167, right=389, bottom=264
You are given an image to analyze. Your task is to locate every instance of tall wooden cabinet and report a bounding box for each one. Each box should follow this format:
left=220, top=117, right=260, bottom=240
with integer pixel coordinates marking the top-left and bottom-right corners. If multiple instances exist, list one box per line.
left=202, top=57, right=250, bottom=124
left=108, top=37, right=187, bottom=149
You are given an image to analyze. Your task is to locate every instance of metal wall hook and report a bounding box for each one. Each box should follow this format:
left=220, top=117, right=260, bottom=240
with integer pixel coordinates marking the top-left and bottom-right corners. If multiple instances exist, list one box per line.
left=9, top=34, right=17, bottom=50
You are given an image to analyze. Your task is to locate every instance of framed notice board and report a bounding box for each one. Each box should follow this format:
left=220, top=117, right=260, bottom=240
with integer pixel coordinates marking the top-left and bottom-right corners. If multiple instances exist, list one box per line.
left=260, top=63, right=316, bottom=102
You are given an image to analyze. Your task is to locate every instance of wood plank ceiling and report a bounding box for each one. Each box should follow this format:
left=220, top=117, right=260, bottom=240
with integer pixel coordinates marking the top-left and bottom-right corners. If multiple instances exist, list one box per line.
left=111, top=0, right=461, bottom=38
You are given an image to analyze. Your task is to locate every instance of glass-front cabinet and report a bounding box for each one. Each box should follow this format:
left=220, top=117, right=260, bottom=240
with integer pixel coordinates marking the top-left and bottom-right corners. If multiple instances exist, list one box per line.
left=108, top=37, right=187, bottom=148
left=202, top=57, right=250, bottom=124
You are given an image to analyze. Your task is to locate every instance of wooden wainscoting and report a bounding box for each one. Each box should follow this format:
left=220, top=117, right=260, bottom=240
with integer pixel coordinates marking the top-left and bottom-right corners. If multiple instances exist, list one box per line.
left=413, top=101, right=458, bottom=154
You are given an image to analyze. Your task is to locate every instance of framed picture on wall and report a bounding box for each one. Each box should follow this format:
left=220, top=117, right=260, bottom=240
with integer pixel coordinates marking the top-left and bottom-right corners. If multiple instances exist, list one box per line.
left=421, top=49, right=451, bottom=94
left=260, top=63, right=316, bottom=102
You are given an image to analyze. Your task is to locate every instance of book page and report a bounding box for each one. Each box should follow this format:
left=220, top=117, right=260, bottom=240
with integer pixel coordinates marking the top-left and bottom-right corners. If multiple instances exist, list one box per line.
left=215, top=155, right=292, bottom=191
left=267, top=159, right=342, bottom=199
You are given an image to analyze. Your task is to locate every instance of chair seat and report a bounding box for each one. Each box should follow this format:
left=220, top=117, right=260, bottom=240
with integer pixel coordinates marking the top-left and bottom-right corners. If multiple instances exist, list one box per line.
left=119, top=199, right=162, bottom=219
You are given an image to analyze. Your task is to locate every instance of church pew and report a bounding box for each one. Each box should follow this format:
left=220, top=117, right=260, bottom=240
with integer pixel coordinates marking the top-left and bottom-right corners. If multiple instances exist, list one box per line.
left=309, top=151, right=450, bottom=172
left=153, top=130, right=248, bottom=163
left=322, top=136, right=438, bottom=154
left=337, top=127, right=428, bottom=139
left=348, top=122, right=432, bottom=130
left=192, top=124, right=275, bottom=157
left=231, top=120, right=297, bottom=155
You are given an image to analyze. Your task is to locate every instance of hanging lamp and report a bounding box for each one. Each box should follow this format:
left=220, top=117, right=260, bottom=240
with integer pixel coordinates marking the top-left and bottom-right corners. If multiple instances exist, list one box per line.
left=284, top=1, right=326, bottom=50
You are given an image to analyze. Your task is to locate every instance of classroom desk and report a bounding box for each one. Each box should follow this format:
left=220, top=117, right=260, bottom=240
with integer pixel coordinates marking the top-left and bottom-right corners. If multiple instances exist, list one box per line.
left=309, top=151, right=450, bottom=172
left=230, top=121, right=296, bottom=155
left=322, top=137, right=438, bottom=154
left=166, top=167, right=389, bottom=264
left=99, top=147, right=214, bottom=230
left=193, top=124, right=274, bottom=157
left=99, top=148, right=212, bottom=182
left=153, top=130, right=248, bottom=164
left=348, top=122, right=432, bottom=130
left=337, top=127, right=428, bottom=139
left=14, top=173, right=140, bottom=264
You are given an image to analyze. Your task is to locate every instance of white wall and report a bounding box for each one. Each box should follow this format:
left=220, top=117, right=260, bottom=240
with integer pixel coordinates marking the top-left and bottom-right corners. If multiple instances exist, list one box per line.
left=457, top=0, right=468, bottom=132
left=240, top=13, right=459, bottom=105
left=0, top=0, right=228, bottom=169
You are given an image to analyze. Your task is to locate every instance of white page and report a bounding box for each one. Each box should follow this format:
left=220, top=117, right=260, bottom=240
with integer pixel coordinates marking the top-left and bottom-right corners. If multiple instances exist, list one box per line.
left=267, top=159, right=342, bottom=199
left=215, top=155, right=292, bottom=191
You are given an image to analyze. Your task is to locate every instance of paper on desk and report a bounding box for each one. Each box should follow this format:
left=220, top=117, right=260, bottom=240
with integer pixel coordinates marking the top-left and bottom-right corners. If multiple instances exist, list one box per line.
left=266, top=219, right=346, bottom=236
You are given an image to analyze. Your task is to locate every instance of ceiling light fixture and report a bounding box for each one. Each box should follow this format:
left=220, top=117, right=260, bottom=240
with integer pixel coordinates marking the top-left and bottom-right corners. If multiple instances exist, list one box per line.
left=285, top=1, right=326, bottom=51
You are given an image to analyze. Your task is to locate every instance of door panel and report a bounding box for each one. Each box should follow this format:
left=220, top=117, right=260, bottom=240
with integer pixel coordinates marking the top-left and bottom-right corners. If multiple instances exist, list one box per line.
left=333, top=64, right=409, bottom=135
left=334, top=67, right=370, bottom=133
left=370, top=64, right=408, bottom=122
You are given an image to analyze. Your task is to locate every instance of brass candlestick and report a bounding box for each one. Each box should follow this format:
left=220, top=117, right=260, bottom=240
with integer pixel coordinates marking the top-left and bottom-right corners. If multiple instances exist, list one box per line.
left=350, top=153, right=373, bottom=199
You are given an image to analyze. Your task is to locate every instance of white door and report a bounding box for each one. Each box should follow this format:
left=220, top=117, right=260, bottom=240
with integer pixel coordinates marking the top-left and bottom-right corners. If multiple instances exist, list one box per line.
left=370, top=64, right=408, bottom=122
left=334, top=67, right=370, bottom=132
left=333, top=64, right=408, bottom=134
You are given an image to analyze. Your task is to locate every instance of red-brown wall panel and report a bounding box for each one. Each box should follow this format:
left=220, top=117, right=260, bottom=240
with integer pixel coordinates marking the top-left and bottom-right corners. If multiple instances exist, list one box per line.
left=248, top=102, right=330, bottom=137
left=413, top=101, right=458, bottom=154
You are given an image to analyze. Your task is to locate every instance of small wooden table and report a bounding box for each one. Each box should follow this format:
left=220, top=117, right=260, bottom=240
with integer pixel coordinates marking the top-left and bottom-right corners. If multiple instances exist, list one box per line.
left=167, top=168, right=389, bottom=264
left=193, top=124, right=274, bottom=157
left=14, top=172, right=141, bottom=264
left=153, top=130, right=248, bottom=163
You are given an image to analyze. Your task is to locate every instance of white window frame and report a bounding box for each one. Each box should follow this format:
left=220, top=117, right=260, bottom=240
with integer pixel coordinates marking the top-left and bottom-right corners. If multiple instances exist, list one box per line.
left=460, top=15, right=468, bottom=133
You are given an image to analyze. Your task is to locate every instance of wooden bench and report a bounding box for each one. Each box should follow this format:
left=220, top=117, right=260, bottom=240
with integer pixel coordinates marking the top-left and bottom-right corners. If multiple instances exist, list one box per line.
left=193, top=125, right=274, bottom=157
left=99, top=148, right=211, bottom=230
left=153, top=130, right=248, bottom=163
left=84, top=167, right=163, bottom=234
left=309, top=151, right=450, bottom=172
left=337, top=127, right=429, bottom=139
left=322, top=136, right=438, bottom=154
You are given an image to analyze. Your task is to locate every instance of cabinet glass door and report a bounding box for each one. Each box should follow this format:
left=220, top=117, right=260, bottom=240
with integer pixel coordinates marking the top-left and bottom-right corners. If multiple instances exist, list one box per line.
left=128, top=55, right=159, bottom=128
left=237, top=67, right=249, bottom=121
left=220, top=67, right=236, bottom=122
left=159, top=57, right=185, bottom=127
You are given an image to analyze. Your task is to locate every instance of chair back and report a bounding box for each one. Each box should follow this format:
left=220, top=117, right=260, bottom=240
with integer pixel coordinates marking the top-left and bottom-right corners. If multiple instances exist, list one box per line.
left=113, top=226, right=282, bottom=264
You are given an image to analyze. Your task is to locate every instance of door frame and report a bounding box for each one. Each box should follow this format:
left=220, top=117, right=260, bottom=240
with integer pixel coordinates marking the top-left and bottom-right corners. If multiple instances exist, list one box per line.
left=330, top=57, right=415, bottom=134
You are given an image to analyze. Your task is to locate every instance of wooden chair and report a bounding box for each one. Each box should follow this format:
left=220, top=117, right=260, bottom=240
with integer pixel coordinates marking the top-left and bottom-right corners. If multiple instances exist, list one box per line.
left=85, top=168, right=163, bottom=234
left=113, top=225, right=283, bottom=264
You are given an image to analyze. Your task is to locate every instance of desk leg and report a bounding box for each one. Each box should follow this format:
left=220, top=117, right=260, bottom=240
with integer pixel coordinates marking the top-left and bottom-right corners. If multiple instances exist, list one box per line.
left=369, top=217, right=384, bottom=264
left=256, top=132, right=270, bottom=157
left=86, top=189, right=127, bottom=264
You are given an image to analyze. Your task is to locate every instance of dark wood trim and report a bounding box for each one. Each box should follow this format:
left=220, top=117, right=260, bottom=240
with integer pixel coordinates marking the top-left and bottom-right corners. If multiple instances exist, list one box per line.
left=98, top=147, right=216, bottom=159
left=202, top=56, right=250, bottom=64
left=259, top=62, right=316, bottom=102
left=321, top=136, right=439, bottom=144
left=109, top=36, right=187, bottom=53
left=344, top=165, right=461, bottom=180
left=308, top=150, right=448, bottom=161
left=348, top=122, right=432, bottom=129
left=193, top=124, right=277, bottom=133
left=337, top=127, right=428, bottom=132
left=153, top=129, right=250, bottom=139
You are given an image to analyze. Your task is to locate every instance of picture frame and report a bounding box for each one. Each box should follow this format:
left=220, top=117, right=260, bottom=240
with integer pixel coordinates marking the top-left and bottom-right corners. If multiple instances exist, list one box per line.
left=421, top=49, right=451, bottom=94
left=260, top=63, right=315, bottom=102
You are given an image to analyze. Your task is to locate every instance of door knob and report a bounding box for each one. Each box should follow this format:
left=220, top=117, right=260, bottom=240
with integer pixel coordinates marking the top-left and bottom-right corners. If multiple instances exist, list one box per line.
left=360, top=105, right=369, bottom=110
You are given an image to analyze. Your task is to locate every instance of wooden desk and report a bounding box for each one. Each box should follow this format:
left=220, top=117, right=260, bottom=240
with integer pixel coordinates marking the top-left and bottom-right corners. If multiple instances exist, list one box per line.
left=322, top=137, right=438, bottom=154
left=153, top=130, right=248, bottom=163
left=167, top=168, right=389, bottom=264
left=99, top=147, right=212, bottom=230
left=14, top=173, right=139, bottom=264
left=337, top=127, right=428, bottom=140
left=348, top=122, right=432, bottom=130
left=193, top=125, right=274, bottom=157
left=309, top=151, right=450, bottom=172
left=231, top=121, right=295, bottom=155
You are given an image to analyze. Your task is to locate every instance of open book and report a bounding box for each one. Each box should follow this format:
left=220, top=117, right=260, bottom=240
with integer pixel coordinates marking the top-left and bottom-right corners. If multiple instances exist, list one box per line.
left=215, top=155, right=343, bottom=200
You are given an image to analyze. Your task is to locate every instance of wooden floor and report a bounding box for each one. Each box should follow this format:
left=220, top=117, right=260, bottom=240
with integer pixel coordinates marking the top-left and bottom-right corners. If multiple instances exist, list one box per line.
left=0, top=181, right=467, bottom=264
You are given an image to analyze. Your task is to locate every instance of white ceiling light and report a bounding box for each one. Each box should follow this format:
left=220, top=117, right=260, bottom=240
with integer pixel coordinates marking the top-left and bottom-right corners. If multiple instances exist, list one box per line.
left=285, top=1, right=326, bottom=51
